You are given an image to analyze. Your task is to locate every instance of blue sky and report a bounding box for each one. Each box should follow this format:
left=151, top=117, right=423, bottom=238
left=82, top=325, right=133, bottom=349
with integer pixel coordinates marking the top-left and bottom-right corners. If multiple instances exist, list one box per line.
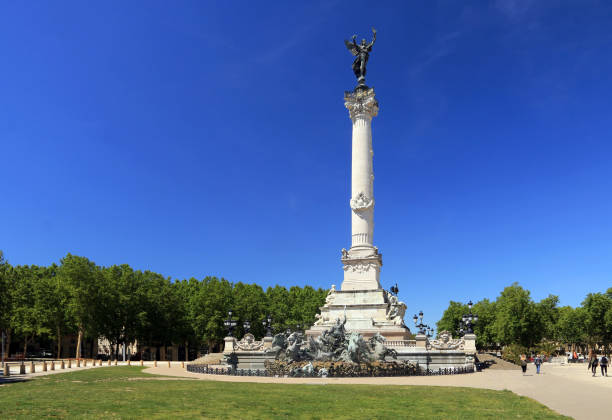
left=2, top=1, right=611, bottom=325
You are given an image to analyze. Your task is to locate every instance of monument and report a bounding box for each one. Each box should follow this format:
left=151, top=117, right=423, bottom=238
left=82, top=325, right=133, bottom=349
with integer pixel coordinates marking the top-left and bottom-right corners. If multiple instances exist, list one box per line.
left=194, top=30, right=476, bottom=376
left=305, top=28, right=411, bottom=342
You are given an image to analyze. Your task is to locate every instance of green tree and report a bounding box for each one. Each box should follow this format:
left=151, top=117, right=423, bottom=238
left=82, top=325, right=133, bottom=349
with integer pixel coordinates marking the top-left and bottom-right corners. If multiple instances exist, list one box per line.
left=0, top=251, right=13, bottom=355
left=189, top=277, right=233, bottom=353
left=99, top=265, right=148, bottom=360
left=37, top=264, right=72, bottom=357
left=232, top=282, right=267, bottom=338
left=265, top=285, right=291, bottom=333
left=582, top=292, right=612, bottom=349
left=58, top=254, right=102, bottom=358
left=10, top=265, right=51, bottom=355
left=556, top=306, right=586, bottom=350
left=472, top=299, right=497, bottom=349
left=436, top=301, right=468, bottom=337
left=493, top=283, right=542, bottom=348
left=536, top=294, right=560, bottom=341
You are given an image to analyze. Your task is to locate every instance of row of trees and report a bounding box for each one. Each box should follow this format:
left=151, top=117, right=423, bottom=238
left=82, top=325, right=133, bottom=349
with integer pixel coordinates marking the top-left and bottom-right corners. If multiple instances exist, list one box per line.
left=0, top=252, right=327, bottom=359
left=437, top=283, right=612, bottom=352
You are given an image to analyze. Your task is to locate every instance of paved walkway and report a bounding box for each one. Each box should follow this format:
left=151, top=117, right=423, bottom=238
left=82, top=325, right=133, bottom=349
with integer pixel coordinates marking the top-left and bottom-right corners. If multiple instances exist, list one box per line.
left=144, top=363, right=611, bottom=420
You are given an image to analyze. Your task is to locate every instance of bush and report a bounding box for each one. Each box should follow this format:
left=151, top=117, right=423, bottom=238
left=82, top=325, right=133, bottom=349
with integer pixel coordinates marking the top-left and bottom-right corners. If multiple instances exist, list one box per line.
left=502, top=343, right=527, bottom=365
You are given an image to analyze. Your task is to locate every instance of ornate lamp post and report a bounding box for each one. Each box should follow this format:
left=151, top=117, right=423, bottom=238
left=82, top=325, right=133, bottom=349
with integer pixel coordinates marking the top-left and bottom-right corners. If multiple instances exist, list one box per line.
left=390, top=283, right=399, bottom=296
left=223, top=310, right=237, bottom=337
left=262, top=315, right=273, bottom=337
left=242, top=320, right=251, bottom=334
left=461, top=300, right=478, bottom=335
left=426, top=326, right=434, bottom=339
left=413, top=310, right=427, bottom=335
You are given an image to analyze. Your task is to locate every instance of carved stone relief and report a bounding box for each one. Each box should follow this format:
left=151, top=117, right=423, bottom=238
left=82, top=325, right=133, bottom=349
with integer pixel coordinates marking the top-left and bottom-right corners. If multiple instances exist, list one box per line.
left=427, top=330, right=465, bottom=350
left=235, top=333, right=264, bottom=351
left=350, top=191, right=374, bottom=211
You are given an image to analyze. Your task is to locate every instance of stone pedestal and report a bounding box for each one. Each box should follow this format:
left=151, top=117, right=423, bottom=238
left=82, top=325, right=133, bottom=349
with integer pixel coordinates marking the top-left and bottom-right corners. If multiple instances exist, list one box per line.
left=263, top=336, right=273, bottom=350
left=463, top=333, right=476, bottom=355
left=415, top=334, right=427, bottom=349
left=223, top=337, right=236, bottom=354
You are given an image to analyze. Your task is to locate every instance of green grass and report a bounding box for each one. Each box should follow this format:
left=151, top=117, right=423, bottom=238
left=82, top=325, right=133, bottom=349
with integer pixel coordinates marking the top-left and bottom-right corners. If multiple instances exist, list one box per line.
left=0, top=367, right=567, bottom=419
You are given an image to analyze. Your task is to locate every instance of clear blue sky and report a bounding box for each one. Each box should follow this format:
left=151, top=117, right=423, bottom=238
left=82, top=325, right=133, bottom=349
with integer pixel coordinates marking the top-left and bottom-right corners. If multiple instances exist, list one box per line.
left=2, top=1, right=611, bottom=325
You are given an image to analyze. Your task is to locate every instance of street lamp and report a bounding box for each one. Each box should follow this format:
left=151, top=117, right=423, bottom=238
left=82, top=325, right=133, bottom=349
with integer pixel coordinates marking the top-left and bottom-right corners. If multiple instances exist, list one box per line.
left=223, top=310, right=237, bottom=337
left=262, top=315, right=273, bottom=337
left=413, top=311, right=427, bottom=335
left=243, top=320, right=251, bottom=334
left=461, top=300, right=479, bottom=335
left=390, top=283, right=399, bottom=296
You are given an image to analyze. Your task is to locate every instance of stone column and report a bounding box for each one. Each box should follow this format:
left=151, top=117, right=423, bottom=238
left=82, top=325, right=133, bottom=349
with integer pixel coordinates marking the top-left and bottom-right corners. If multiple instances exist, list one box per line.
left=342, top=87, right=382, bottom=291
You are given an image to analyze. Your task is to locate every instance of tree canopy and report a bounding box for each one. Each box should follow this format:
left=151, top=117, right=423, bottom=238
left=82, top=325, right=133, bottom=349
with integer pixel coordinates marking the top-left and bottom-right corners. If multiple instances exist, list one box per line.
left=0, top=251, right=327, bottom=358
left=437, top=282, right=612, bottom=352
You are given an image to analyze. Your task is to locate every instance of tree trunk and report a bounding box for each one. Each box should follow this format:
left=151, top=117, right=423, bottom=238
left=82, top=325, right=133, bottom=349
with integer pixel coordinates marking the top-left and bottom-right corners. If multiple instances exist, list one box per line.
left=6, top=328, right=11, bottom=358
left=56, top=326, right=62, bottom=359
left=23, top=335, right=29, bottom=357
left=185, top=340, right=189, bottom=362
left=75, top=327, right=83, bottom=359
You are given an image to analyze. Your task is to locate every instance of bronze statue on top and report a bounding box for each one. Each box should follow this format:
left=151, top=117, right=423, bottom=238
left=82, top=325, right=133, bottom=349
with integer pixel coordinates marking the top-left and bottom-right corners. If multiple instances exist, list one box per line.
left=345, top=28, right=377, bottom=87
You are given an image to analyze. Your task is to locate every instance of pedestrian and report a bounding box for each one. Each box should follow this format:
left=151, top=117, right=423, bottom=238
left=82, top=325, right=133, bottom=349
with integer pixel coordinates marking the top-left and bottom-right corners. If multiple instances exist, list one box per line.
left=590, top=354, right=599, bottom=377
left=520, top=354, right=527, bottom=375
left=601, top=354, right=608, bottom=377
left=534, top=354, right=542, bottom=374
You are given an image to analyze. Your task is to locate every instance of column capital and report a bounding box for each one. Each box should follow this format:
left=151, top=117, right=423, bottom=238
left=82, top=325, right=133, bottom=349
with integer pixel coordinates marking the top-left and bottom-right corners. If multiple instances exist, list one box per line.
left=344, top=87, right=379, bottom=121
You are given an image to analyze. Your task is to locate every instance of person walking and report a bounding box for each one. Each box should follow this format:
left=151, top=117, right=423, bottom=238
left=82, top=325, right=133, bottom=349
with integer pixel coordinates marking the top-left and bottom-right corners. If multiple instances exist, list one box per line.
left=600, top=354, right=608, bottom=377
left=589, top=354, right=599, bottom=377
left=534, top=354, right=542, bottom=374
left=520, top=354, right=527, bottom=375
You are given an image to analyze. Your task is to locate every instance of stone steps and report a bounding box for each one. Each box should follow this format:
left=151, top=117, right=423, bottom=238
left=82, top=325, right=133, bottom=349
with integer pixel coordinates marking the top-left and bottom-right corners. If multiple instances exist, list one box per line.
left=191, top=353, right=224, bottom=365
left=476, top=353, right=520, bottom=370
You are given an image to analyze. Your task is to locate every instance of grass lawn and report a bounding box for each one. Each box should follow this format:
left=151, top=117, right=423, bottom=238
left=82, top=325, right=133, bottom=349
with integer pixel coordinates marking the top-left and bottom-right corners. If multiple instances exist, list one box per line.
left=0, top=367, right=567, bottom=419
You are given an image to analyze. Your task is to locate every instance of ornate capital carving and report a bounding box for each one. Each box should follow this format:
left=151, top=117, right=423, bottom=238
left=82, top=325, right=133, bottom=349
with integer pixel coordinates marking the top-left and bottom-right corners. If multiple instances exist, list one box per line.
left=344, top=87, right=379, bottom=121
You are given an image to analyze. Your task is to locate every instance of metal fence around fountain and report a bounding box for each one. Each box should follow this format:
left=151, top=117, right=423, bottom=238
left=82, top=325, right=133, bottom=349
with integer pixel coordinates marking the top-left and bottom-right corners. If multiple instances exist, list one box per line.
left=186, top=364, right=475, bottom=378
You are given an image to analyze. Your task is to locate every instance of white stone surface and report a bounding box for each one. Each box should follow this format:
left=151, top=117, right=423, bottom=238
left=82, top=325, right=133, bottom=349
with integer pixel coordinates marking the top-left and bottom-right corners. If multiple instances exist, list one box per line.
left=342, top=87, right=381, bottom=291
left=306, top=87, right=411, bottom=342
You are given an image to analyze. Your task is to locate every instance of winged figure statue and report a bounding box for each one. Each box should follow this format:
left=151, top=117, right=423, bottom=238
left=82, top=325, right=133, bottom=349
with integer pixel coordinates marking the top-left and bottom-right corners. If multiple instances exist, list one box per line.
left=345, top=28, right=376, bottom=86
